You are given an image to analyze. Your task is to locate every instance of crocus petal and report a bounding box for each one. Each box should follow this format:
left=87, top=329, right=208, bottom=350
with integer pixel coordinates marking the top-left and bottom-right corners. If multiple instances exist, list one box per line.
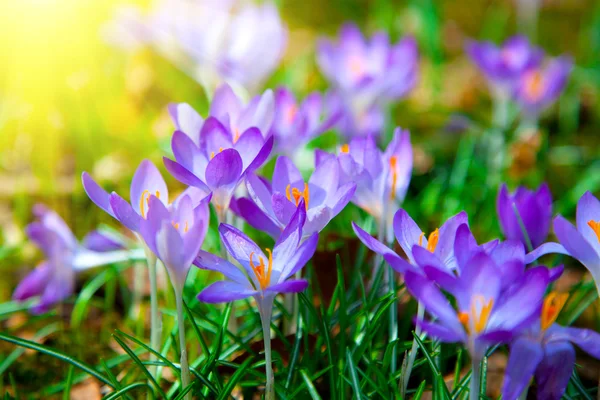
left=82, top=230, right=125, bottom=252
left=547, top=325, right=600, bottom=359
left=413, top=245, right=451, bottom=273
left=330, top=182, right=357, bottom=215
left=246, top=173, right=276, bottom=217
left=163, top=157, right=210, bottom=191
left=130, top=159, right=168, bottom=215
left=422, top=266, right=460, bottom=294
left=280, top=232, right=319, bottom=280
left=205, top=149, right=243, bottom=189
left=81, top=172, right=115, bottom=218
left=404, top=271, right=463, bottom=333
left=244, top=135, right=274, bottom=174
left=25, top=223, right=64, bottom=257
left=197, top=280, right=257, bottom=303
left=352, top=222, right=396, bottom=257
left=434, top=211, right=468, bottom=268
left=273, top=202, right=306, bottom=260
left=32, top=271, right=75, bottom=315
left=194, top=250, right=248, bottom=284
left=554, top=215, right=600, bottom=280
left=201, top=116, right=233, bottom=156
left=272, top=192, right=297, bottom=226
left=219, top=223, right=266, bottom=278
left=13, top=262, right=52, bottom=301
left=209, top=84, right=242, bottom=122
left=272, top=156, right=303, bottom=195
left=309, top=157, right=340, bottom=205
left=168, top=102, right=203, bottom=146
left=524, top=242, right=570, bottom=264
left=109, top=193, right=142, bottom=232
left=383, top=253, right=415, bottom=275
left=172, top=130, right=201, bottom=172
left=535, top=341, right=575, bottom=400
left=502, top=336, right=544, bottom=400
left=266, top=279, right=308, bottom=294
left=576, top=191, right=600, bottom=255
left=233, top=127, right=265, bottom=169
left=393, top=209, right=423, bottom=263
left=233, top=197, right=281, bottom=239
left=415, top=319, right=464, bottom=343
left=454, top=224, right=480, bottom=268
left=303, top=205, right=332, bottom=235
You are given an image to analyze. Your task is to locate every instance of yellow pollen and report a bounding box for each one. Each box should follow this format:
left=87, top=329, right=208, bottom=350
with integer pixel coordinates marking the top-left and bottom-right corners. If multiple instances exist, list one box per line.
left=524, top=71, right=544, bottom=101
left=249, top=248, right=273, bottom=291
left=233, top=128, right=241, bottom=143
left=286, top=105, right=298, bottom=124
left=285, top=183, right=310, bottom=209
left=389, top=156, right=398, bottom=200
left=459, top=295, right=494, bottom=334
left=340, top=144, right=350, bottom=153
left=210, top=147, right=224, bottom=160
left=418, top=228, right=440, bottom=253
left=140, top=189, right=160, bottom=218
left=171, top=221, right=189, bottom=233
left=349, top=55, right=364, bottom=78
left=588, top=220, right=600, bottom=243
left=541, top=292, right=568, bottom=331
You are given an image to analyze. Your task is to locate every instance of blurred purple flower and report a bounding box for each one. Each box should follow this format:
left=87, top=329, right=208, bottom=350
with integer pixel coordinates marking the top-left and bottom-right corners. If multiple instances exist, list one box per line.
left=196, top=202, right=317, bottom=304
left=526, top=191, right=600, bottom=295
left=13, top=205, right=128, bottom=314
left=83, top=159, right=208, bottom=233
left=320, top=128, right=412, bottom=241
left=139, top=195, right=210, bottom=290
left=317, top=23, right=418, bottom=136
left=497, top=183, right=552, bottom=249
left=237, top=155, right=355, bottom=240
left=503, top=292, right=600, bottom=400
left=466, top=36, right=543, bottom=97
left=106, top=0, right=286, bottom=93
left=513, top=56, right=573, bottom=118
left=164, top=87, right=274, bottom=213
left=269, top=87, right=341, bottom=157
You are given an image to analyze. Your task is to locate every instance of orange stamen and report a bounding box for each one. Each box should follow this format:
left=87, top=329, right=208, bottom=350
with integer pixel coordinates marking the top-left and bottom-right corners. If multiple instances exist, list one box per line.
left=340, top=144, right=349, bottom=153
left=140, top=189, right=160, bottom=218
left=286, top=105, right=298, bottom=124
left=541, top=292, right=568, bottom=331
left=418, top=229, right=440, bottom=253
left=285, top=183, right=310, bottom=209
left=389, top=156, right=398, bottom=200
left=588, top=220, right=600, bottom=243
left=210, top=147, right=225, bottom=160
left=349, top=55, right=364, bottom=78
left=459, top=295, right=494, bottom=334
left=524, top=71, right=544, bottom=101
left=233, top=128, right=241, bottom=143
left=249, top=248, right=273, bottom=291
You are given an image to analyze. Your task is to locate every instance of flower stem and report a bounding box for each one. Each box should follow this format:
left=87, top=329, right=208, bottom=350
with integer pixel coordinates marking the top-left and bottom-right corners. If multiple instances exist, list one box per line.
left=470, top=357, right=482, bottom=400
left=140, top=243, right=161, bottom=384
left=175, top=290, right=192, bottom=400
left=259, top=300, right=275, bottom=400
left=401, top=301, right=425, bottom=395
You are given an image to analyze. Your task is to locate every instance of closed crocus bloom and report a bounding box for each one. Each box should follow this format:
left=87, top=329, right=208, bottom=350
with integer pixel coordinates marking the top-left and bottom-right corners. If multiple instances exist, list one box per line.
left=503, top=292, right=600, bottom=400
left=323, top=128, right=412, bottom=242
left=13, top=205, right=130, bottom=314
left=164, top=85, right=274, bottom=213
left=196, top=204, right=318, bottom=400
left=514, top=56, right=572, bottom=118
left=270, top=87, right=341, bottom=158
left=238, top=155, right=356, bottom=240
left=497, top=183, right=552, bottom=249
left=317, top=23, right=417, bottom=136
left=466, top=36, right=543, bottom=96
left=526, top=191, right=600, bottom=296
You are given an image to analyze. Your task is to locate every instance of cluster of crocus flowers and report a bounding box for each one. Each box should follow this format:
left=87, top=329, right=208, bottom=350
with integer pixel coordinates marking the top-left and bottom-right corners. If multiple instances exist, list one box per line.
left=317, top=23, right=418, bottom=136
left=105, top=0, right=287, bottom=94
left=467, top=35, right=572, bottom=123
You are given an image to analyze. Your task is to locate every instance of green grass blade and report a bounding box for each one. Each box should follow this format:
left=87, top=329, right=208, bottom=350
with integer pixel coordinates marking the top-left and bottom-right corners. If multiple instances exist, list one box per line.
left=103, top=383, right=152, bottom=400
left=345, top=348, right=362, bottom=400
left=300, top=369, right=323, bottom=400
left=217, top=356, right=254, bottom=400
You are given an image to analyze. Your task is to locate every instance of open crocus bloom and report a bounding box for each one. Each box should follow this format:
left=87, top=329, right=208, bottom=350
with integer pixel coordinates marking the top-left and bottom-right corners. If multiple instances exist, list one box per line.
left=405, top=248, right=551, bottom=360
left=139, top=195, right=209, bottom=290
left=165, top=85, right=274, bottom=212
left=502, top=292, right=600, bottom=400
left=13, top=205, right=132, bottom=314
left=526, top=191, right=600, bottom=295
left=269, top=87, right=341, bottom=158
left=237, top=155, right=356, bottom=240
left=83, top=159, right=208, bottom=233
left=321, top=128, right=412, bottom=242
left=496, top=183, right=552, bottom=249
left=196, top=202, right=318, bottom=304
left=352, top=209, right=467, bottom=274
left=466, top=35, right=543, bottom=96
left=513, top=56, right=572, bottom=118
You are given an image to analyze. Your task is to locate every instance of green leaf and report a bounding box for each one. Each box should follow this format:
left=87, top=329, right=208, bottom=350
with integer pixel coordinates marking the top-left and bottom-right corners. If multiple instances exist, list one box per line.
left=103, top=383, right=152, bottom=400
left=300, top=369, right=323, bottom=400
left=217, top=356, right=254, bottom=400
left=346, top=348, right=362, bottom=400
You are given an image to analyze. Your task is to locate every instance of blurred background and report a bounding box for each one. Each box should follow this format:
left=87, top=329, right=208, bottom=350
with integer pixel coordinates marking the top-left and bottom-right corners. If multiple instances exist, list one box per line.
left=1, top=0, right=599, bottom=319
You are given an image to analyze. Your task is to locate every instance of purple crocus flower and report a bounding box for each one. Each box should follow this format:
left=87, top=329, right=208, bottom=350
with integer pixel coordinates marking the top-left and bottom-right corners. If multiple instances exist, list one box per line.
left=82, top=159, right=207, bottom=233
left=404, top=246, right=551, bottom=360
left=513, top=56, right=573, bottom=118
left=139, top=195, right=209, bottom=291
left=466, top=36, right=543, bottom=97
left=497, top=183, right=552, bottom=249
left=196, top=204, right=318, bottom=399
left=13, top=205, right=130, bottom=314
left=321, top=128, right=412, bottom=242
left=237, top=156, right=356, bottom=240
left=503, top=292, right=600, bottom=400
left=317, top=23, right=417, bottom=136
left=164, top=85, right=274, bottom=213
left=526, top=191, right=600, bottom=295
left=269, top=87, right=341, bottom=158
left=352, top=209, right=468, bottom=274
